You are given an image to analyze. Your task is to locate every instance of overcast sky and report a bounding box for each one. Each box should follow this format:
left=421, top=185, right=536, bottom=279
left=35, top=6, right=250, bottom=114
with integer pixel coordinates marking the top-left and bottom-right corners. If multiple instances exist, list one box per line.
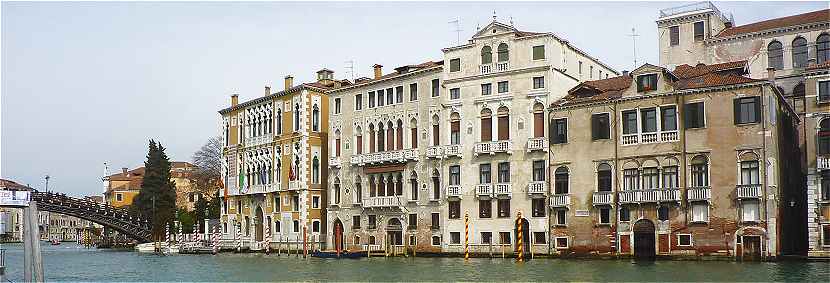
left=2, top=1, right=825, bottom=197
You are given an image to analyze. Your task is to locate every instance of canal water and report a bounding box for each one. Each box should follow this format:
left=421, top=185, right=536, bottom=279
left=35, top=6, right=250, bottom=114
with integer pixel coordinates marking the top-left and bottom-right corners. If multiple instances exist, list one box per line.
left=2, top=243, right=829, bottom=282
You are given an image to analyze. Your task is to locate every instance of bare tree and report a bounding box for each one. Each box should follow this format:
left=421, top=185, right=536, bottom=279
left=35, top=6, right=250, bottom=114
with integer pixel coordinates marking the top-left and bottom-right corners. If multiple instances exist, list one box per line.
left=191, top=136, right=222, bottom=197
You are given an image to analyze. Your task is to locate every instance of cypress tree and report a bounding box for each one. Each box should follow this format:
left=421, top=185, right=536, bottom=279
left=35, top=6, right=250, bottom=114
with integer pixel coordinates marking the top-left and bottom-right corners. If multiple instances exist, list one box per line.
left=132, top=140, right=177, bottom=237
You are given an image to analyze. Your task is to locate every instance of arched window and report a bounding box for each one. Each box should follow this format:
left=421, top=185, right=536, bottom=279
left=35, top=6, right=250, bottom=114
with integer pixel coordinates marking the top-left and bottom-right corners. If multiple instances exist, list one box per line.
left=355, top=126, right=363, bottom=155
left=294, top=103, right=301, bottom=131
left=378, top=123, right=385, bottom=152
left=410, top=119, right=418, bottom=149
left=480, top=108, right=493, bottom=142
left=293, top=220, right=300, bottom=233
left=791, top=83, right=806, bottom=113
left=768, top=41, right=783, bottom=70
left=334, top=130, right=341, bottom=157
left=818, top=33, right=830, bottom=64
left=274, top=220, right=281, bottom=233
left=690, top=155, right=709, bottom=187
left=333, top=177, right=341, bottom=205
left=554, top=167, right=569, bottom=194
left=386, top=121, right=394, bottom=152
left=312, top=156, right=320, bottom=184
left=396, top=173, right=404, bottom=196
left=497, top=43, right=509, bottom=62
left=432, top=169, right=440, bottom=200
left=497, top=106, right=510, bottom=140
left=450, top=113, right=460, bottom=145
left=368, top=124, right=375, bottom=153
left=597, top=163, right=612, bottom=192
left=792, top=37, right=808, bottom=68
left=312, top=104, right=320, bottom=132
left=481, top=46, right=493, bottom=64
left=276, top=109, right=282, bottom=134
left=396, top=120, right=404, bottom=150
left=354, top=176, right=363, bottom=204
left=819, top=119, right=830, bottom=155
left=410, top=172, right=419, bottom=200
left=533, top=103, right=545, bottom=138
left=369, top=176, right=376, bottom=197
left=432, top=115, right=440, bottom=146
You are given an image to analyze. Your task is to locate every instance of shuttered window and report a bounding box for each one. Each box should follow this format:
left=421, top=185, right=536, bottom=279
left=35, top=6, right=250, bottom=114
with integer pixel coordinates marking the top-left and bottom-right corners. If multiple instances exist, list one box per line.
left=369, top=129, right=375, bottom=153
left=498, top=115, right=509, bottom=140
left=432, top=124, right=440, bottom=146
left=481, top=116, right=492, bottom=141
left=591, top=113, right=610, bottom=140
left=386, top=126, right=394, bottom=151
left=356, top=135, right=363, bottom=154
left=533, top=111, right=544, bottom=138
left=532, top=45, right=545, bottom=60
left=450, top=120, right=460, bottom=145
left=551, top=118, right=567, bottom=144
left=410, top=127, right=418, bottom=149
left=396, top=123, right=403, bottom=150
left=449, top=58, right=461, bottom=72
left=335, top=138, right=341, bottom=157
left=684, top=102, right=705, bottom=129
left=669, top=26, right=679, bottom=46
left=734, top=96, right=761, bottom=124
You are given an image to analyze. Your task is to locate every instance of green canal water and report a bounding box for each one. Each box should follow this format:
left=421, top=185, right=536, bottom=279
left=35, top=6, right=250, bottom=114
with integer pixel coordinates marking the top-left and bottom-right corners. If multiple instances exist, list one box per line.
left=2, top=243, right=829, bottom=282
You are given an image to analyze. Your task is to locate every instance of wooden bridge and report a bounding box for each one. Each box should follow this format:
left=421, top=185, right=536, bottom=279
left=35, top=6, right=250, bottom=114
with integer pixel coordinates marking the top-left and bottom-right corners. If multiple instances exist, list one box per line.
left=30, top=191, right=152, bottom=243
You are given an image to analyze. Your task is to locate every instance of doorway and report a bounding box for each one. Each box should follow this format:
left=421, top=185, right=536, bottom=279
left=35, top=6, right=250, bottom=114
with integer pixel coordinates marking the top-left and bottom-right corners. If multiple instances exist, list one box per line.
left=254, top=207, right=264, bottom=242
left=633, top=219, right=656, bottom=260
left=513, top=217, right=530, bottom=257
left=742, top=236, right=762, bottom=261
left=333, top=219, right=344, bottom=252
left=387, top=218, right=403, bottom=246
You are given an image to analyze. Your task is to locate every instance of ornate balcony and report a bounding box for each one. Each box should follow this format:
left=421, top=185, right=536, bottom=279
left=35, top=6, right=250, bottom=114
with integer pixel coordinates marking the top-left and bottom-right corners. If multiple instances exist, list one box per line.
left=329, top=157, right=341, bottom=168
left=622, top=131, right=679, bottom=145
left=351, top=149, right=418, bottom=165
left=527, top=137, right=548, bottom=152
left=661, top=131, right=679, bottom=142
left=403, top=149, right=419, bottom=161
left=350, top=155, right=361, bottom=165
left=446, top=185, right=462, bottom=199
left=247, top=183, right=280, bottom=194
left=549, top=194, right=570, bottom=207
left=426, top=146, right=443, bottom=159
left=480, top=64, right=493, bottom=74
left=288, top=180, right=302, bottom=191
left=495, top=62, right=509, bottom=72
left=494, top=183, right=511, bottom=197
left=618, top=190, right=638, bottom=204
left=444, top=145, right=463, bottom=158
left=363, top=196, right=400, bottom=208
left=527, top=181, right=546, bottom=195
left=687, top=186, right=711, bottom=201
left=592, top=191, right=613, bottom=205
left=474, top=140, right=512, bottom=156
left=818, top=155, right=830, bottom=170
left=736, top=184, right=762, bottom=199
left=657, top=188, right=680, bottom=202
left=475, top=184, right=493, bottom=197
left=244, top=135, right=273, bottom=147
left=622, top=134, right=638, bottom=145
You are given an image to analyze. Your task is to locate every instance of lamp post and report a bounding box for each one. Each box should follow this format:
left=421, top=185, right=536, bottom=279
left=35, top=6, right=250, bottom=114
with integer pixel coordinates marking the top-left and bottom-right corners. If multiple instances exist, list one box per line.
left=44, top=175, right=50, bottom=193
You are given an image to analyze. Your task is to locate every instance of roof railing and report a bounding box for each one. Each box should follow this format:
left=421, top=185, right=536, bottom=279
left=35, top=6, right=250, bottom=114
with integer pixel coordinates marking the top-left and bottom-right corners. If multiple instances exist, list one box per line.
left=659, top=1, right=732, bottom=24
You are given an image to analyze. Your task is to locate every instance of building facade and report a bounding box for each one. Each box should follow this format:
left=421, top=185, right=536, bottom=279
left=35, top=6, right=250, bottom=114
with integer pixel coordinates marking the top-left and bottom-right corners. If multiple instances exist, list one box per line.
left=547, top=61, right=801, bottom=259
left=102, top=162, right=198, bottom=210
left=219, top=72, right=340, bottom=250
left=804, top=62, right=830, bottom=257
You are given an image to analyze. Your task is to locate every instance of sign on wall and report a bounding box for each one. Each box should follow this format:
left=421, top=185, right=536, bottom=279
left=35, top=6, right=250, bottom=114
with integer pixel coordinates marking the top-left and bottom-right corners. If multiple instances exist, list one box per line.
left=0, top=190, right=31, bottom=207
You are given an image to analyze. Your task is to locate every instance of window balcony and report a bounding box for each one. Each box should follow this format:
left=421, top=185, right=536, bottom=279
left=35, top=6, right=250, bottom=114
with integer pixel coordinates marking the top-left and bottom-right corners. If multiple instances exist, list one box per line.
left=527, top=181, right=546, bottom=195
left=329, top=157, right=341, bottom=168
left=288, top=180, right=302, bottom=191
left=480, top=64, right=493, bottom=74
left=618, top=190, right=639, bottom=204
left=592, top=191, right=613, bottom=205
left=474, top=140, right=512, bottom=156
left=660, top=131, right=679, bottom=142
left=446, top=185, right=462, bottom=199
left=444, top=145, right=463, bottom=158
left=641, top=132, right=659, bottom=143
left=244, top=135, right=273, bottom=147
left=494, top=183, right=511, bottom=197
left=496, top=62, right=509, bottom=72
left=475, top=184, right=493, bottom=197
left=622, top=134, right=638, bottom=145
left=818, top=154, right=830, bottom=170
left=350, top=155, right=362, bottom=165
left=657, top=188, right=680, bottom=202
left=622, top=131, right=679, bottom=146
left=403, top=148, right=419, bottom=161
left=363, top=196, right=400, bottom=208
left=736, top=184, right=762, bottom=199
left=549, top=194, right=570, bottom=207
left=687, top=186, right=711, bottom=201
left=426, top=146, right=443, bottom=159
left=527, top=137, right=548, bottom=152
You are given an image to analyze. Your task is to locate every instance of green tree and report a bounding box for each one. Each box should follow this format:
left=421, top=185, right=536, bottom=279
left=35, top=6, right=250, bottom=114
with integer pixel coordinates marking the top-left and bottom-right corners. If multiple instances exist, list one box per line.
left=177, top=208, right=195, bottom=234
left=132, top=140, right=177, bottom=238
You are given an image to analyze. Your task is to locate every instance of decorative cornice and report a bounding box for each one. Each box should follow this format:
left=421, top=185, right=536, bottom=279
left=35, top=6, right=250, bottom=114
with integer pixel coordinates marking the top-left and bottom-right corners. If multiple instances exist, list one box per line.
left=707, top=22, right=829, bottom=44
left=444, top=65, right=551, bottom=84
left=327, top=65, right=442, bottom=94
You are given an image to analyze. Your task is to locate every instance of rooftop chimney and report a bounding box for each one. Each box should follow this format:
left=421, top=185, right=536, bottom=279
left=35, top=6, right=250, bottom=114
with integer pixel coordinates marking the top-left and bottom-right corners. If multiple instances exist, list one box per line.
left=122, top=167, right=128, bottom=174
left=231, top=94, right=239, bottom=107
left=265, top=85, right=271, bottom=96
left=284, top=75, right=294, bottom=90
left=373, top=64, right=383, bottom=79
left=622, top=70, right=629, bottom=77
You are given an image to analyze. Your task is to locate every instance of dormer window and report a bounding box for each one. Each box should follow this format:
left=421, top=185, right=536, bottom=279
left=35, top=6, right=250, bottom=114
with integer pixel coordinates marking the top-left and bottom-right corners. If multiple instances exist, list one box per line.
left=637, top=74, right=658, bottom=92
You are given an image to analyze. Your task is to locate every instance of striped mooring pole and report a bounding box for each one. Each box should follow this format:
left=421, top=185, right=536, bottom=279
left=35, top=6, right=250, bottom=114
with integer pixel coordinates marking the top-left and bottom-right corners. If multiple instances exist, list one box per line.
left=212, top=226, right=219, bottom=255
left=177, top=222, right=183, bottom=244
left=192, top=224, right=199, bottom=244
left=235, top=223, right=242, bottom=252
left=265, top=223, right=272, bottom=254
left=165, top=223, right=171, bottom=246
left=464, top=212, right=470, bottom=260
left=516, top=211, right=524, bottom=262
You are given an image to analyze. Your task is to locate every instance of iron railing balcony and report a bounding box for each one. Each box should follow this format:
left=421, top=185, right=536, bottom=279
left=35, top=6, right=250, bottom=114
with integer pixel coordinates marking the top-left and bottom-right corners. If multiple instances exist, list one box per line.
left=592, top=191, right=613, bottom=205
left=549, top=194, right=570, bottom=207
left=736, top=184, right=762, bottom=198
left=527, top=181, right=546, bottom=195
left=687, top=186, right=711, bottom=201
left=527, top=137, right=548, bottom=152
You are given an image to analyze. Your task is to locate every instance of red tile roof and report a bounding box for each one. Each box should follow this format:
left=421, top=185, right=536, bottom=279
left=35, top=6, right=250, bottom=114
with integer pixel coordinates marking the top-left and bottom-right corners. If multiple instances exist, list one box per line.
left=0, top=178, right=32, bottom=191
left=717, top=9, right=829, bottom=37
left=673, top=61, right=747, bottom=79
left=329, top=60, right=443, bottom=91
left=672, top=72, right=760, bottom=90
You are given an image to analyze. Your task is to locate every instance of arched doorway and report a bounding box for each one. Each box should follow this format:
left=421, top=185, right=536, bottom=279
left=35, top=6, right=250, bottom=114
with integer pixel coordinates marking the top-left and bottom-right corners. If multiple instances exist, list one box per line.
left=513, top=217, right=530, bottom=257
left=254, top=206, right=264, bottom=242
left=633, top=219, right=656, bottom=260
left=387, top=218, right=403, bottom=246
left=333, top=219, right=344, bottom=252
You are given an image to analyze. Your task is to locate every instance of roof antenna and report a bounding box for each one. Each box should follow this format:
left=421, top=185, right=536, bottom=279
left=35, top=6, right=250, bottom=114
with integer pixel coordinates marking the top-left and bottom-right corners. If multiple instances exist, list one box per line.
left=628, top=27, right=640, bottom=70
left=448, top=16, right=462, bottom=46
left=509, top=16, right=514, bottom=27
left=493, top=11, right=497, bottom=21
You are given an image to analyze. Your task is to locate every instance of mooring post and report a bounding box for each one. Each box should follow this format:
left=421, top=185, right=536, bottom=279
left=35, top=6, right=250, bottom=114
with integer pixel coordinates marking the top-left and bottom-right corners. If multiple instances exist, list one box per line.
left=23, top=201, right=44, bottom=283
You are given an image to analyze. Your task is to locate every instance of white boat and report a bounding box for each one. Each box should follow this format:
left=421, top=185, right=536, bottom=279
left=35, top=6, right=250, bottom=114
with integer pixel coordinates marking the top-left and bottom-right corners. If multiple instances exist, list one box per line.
left=135, top=242, right=179, bottom=254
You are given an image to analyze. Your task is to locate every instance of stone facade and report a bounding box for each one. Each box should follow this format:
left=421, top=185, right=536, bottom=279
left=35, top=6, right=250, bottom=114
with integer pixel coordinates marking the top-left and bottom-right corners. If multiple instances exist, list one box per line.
left=803, top=64, right=830, bottom=257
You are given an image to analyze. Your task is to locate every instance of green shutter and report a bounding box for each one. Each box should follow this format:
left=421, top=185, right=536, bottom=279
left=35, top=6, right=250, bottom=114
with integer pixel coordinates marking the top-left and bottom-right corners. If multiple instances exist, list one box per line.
left=754, top=97, right=762, bottom=123
left=733, top=98, right=741, bottom=124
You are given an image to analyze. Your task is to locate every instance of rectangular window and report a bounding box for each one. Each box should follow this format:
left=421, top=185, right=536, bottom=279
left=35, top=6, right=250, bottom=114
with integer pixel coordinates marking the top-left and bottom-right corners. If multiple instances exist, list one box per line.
left=449, top=200, right=460, bottom=219
left=312, top=195, right=320, bottom=209
left=599, top=207, right=610, bottom=224
left=619, top=206, right=630, bottom=222
left=642, top=167, right=659, bottom=190
left=497, top=162, right=510, bottom=183
left=622, top=110, right=638, bottom=134
left=734, top=96, right=761, bottom=124
left=669, top=26, right=679, bottom=46
left=450, top=232, right=461, bottom=244
left=479, top=163, right=492, bottom=184
left=551, top=118, right=567, bottom=144
left=353, top=215, right=361, bottom=229
left=355, top=93, right=363, bottom=110
left=658, top=206, right=669, bottom=221
left=292, top=196, right=299, bottom=211
left=641, top=108, right=657, bottom=133
left=578, top=61, right=583, bottom=74
left=481, top=232, right=492, bottom=244
left=533, top=76, right=545, bottom=89
left=662, top=166, right=678, bottom=189
left=410, top=83, right=418, bottom=101
left=691, top=203, right=708, bottom=222
left=555, top=237, right=569, bottom=248
left=479, top=200, right=492, bottom=218
left=532, top=45, right=545, bottom=60
left=742, top=201, right=760, bottom=222
left=740, top=161, right=760, bottom=185
left=432, top=235, right=441, bottom=246
left=386, top=88, right=394, bottom=105
left=532, top=160, right=545, bottom=182
left=693, top=21, right=705, bottom=41
left=431, top=213, right=440, bottom=229
left=684, top=102, right=705, bottom=129
left=823, top=225, right=830, bottom=247
left=377, top=89, right=384, bottom=107
left=497, top=81, right=509, bottom=93
left=481, top=83, right=492, bottom=96
left=555, top=209, right=566, bottom=226
left=450, top=58, right=461, bottom=72
left=623, top=169, right=639, bottom=191
left=497, top=199, right=510, bottom=218
left=637, top=74, right=658, bottom=92
left=449, top=165, right=460, bottom=185
left=334, top=98, right=342, bottom=114
left=450, top=88, right=460, bottom=100
left=532, top=199, right=546, bottom=217
left=678, top=234, right=693, bottom=246
left=591, top=113, right=610, bottom=140
left=820, top=81, right=830, bottom=102
left=660, top=105, right=677, bottom=131
left=396, top=86, right=404, bottom=103
left=499, top=232, right=511, bottom=244
left=431, top=79, right=440, bottom=97
left=368, top=91, right=376, bottom=108
left=368, top=215, right=377, bottom=229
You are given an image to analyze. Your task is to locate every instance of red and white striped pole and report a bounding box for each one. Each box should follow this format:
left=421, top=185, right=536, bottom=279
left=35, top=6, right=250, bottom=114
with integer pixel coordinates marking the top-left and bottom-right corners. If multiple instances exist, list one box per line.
left=212, top=226, right=219, bottom=255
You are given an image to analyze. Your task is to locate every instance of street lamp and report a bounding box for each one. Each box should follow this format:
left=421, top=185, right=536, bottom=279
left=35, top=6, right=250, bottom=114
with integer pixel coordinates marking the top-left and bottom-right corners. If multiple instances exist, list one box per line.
left=44, top=175, right=50, bottom=193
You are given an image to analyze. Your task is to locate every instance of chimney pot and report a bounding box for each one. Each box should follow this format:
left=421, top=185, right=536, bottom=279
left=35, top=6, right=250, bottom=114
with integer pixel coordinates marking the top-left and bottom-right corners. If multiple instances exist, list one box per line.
left=231, top=94, right=239, bottom=107
left=284, top=75, right=294, bottom=90
left=265, top=86, right=271, bottom=96
left=122, top=168, right=128, bottom=174
left=622, top=70, right=629, bottom=77
left=373, top=64, right=383, bottom=80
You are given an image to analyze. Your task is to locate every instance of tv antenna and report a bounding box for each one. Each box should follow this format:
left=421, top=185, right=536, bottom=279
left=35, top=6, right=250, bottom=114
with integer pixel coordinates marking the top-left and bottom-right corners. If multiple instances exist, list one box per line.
left=629, top=27, right=640, bottom=69
left=344, top=60, right=356, bottom=81
left=448, top=16, right=462, bottom=46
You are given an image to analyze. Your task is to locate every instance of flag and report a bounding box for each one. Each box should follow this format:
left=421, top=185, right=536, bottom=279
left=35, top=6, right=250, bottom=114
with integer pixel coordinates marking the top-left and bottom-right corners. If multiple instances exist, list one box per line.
left=238, top=168, right=244, bottom=188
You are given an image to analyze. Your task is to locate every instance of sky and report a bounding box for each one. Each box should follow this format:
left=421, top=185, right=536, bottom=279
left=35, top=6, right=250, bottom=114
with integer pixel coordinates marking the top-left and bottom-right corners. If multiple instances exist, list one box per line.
left=2, top=1, right=826, bottom=197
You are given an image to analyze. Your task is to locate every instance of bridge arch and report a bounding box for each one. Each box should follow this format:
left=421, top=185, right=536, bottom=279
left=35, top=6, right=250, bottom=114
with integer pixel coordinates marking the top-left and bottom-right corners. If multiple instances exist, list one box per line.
left=31, top=191, right=152, bottom=242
